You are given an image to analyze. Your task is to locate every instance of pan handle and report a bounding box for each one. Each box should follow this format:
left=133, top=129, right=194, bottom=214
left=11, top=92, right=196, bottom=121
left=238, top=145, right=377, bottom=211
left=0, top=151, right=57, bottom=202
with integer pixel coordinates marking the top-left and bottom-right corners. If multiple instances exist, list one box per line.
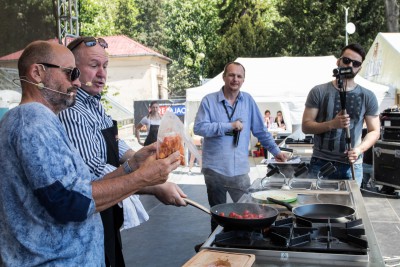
left=183, top=198, right=211, bottom=215
left=267, top=197, right=294, bottom=211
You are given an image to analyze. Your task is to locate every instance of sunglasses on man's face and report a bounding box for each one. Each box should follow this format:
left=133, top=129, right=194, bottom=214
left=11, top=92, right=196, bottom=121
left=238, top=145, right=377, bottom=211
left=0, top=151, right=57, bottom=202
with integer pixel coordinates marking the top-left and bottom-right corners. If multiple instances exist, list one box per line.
left=340, top=56, right=362, bottom=68
left=38, top=63, right=81, bottom=81
left=68, top=37, right=108, bottom=51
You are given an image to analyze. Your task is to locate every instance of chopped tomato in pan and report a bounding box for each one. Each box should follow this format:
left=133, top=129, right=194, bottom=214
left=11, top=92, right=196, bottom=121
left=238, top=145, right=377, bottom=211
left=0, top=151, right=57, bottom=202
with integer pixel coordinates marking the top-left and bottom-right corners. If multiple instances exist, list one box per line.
left=219, top=211, right=265, bottom=219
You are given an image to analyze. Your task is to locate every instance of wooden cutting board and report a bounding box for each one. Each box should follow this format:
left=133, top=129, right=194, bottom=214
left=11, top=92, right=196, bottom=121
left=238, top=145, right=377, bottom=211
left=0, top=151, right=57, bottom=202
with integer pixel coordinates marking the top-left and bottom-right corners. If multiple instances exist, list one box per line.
left=182, top=249, right=255, bottom=267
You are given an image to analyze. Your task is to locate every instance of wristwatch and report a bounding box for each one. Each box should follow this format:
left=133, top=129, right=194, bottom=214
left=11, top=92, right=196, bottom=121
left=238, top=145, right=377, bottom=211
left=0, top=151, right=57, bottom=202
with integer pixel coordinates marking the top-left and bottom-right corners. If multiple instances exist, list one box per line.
left=123, top=159, right=132, bottom=174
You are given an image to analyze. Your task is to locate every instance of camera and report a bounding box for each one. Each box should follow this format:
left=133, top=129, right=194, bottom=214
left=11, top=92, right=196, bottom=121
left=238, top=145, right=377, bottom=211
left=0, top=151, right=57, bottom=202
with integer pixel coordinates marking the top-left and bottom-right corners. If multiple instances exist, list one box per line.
left=332, top=67, right=353, bottom=78
left=225, top=129, right=240, bottom=147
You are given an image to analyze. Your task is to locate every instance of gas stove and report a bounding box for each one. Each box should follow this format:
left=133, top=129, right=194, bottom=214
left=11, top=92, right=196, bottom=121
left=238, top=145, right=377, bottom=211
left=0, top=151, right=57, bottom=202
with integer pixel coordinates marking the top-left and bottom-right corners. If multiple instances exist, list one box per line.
left=200, top=180, right=384, bottom=266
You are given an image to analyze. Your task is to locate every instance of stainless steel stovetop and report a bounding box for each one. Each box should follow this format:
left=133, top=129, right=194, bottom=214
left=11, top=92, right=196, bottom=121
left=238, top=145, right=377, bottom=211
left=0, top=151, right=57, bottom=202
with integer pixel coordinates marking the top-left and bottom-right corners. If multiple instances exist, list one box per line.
left=200, top=179, right=385, bottom=266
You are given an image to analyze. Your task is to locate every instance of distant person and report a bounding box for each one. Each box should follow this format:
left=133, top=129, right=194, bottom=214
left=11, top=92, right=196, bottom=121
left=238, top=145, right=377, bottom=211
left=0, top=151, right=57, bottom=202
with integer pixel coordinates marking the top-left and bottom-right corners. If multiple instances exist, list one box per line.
left=135, top=101, right=162, bottom=146
left=264, top=109, right=273, bottom=128
left=188, top=121, right=203, bottom=175
left=194, top=61, right=287, bottom=232
left=0, top=40, right=181, bottom=266
left=302, top=43, right=380, bottom=186
left=274, top=110, right=286, bottom=130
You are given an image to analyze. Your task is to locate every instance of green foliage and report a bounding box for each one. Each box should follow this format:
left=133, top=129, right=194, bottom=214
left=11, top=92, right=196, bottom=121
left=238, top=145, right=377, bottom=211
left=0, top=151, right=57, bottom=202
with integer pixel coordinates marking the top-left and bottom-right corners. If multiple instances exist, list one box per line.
left=0, top=0, right=56, bottom=56
left=207, top=0, right=280, bottom=76
left=100, top=85, right=119, bottom=111
left=78, top=0, right=117, bottom=36
left=114, top=0, right=139, bottom=36
left=217, top=0, right=279, bottom=35
left=209, top=7, right=277, bottom=76
left=133, top=0, right=169, bottom=54
left=265, top=0, right=386, bottom=57
left=164, top=0, right=221, bottom=96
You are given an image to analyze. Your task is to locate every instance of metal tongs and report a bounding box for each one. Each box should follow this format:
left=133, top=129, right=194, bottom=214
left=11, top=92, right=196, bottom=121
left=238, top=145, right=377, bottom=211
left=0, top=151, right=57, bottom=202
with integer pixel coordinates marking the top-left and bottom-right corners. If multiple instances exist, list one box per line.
left=260, top=164, right=290, bottom=190
left=288, top=163, right=310, bottom=189
left=316, top=162, right=340, bottom=190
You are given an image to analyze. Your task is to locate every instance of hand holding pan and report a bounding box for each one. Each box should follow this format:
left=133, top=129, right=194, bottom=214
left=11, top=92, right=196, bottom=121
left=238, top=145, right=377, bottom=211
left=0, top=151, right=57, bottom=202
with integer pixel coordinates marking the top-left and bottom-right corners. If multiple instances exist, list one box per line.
left=267, top=197, right=355, bottom=223
left=184, top=198, right=279, bottom=229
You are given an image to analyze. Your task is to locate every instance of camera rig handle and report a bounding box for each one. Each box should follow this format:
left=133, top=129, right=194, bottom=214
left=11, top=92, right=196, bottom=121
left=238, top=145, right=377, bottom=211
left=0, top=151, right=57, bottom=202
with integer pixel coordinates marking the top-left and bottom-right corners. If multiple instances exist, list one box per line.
left=336, top=73, right=356, bottom=181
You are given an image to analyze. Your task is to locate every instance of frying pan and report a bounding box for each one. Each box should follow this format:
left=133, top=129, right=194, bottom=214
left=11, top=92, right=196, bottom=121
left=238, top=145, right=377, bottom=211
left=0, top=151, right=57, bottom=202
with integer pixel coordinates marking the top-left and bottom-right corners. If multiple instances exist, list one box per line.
left=184, top=198, right=279, bottom=229
left=267, top=197, right=355, bottom=223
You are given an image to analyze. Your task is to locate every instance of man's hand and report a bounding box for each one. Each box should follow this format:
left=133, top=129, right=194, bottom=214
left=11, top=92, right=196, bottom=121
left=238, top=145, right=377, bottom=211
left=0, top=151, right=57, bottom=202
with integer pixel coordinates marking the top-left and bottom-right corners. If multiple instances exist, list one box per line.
left=147, top=182, right=188, bottom=206
left=332, top=111, right=350, bottom=129
left=274, top=152, right=288, bottom=162
left=346, top=147, right=361, bottom=163
left=231, top=120, right=243, bottom=131
left=128, top=143, right=157, bottom=170
left=134, top=150, right=181, bottom=187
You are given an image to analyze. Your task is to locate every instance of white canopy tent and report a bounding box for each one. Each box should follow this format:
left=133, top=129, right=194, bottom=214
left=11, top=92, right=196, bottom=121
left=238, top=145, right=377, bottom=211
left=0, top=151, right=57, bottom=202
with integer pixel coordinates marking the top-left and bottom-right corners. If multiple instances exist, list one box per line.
left=360, top=32, right=400, bottom=106
left=185, top=56, right=391, bottom=136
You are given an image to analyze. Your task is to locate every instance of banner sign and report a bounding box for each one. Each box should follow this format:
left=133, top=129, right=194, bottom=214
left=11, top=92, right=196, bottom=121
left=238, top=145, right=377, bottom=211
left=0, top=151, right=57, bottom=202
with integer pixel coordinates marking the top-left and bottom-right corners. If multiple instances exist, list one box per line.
left=133, top=99, right=186, bottom=125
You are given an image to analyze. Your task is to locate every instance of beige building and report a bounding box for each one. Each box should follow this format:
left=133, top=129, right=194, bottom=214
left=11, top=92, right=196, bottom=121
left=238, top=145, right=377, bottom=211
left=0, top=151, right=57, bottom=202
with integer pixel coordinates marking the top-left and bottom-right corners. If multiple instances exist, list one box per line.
left=0, top=35, right=172, bottom=124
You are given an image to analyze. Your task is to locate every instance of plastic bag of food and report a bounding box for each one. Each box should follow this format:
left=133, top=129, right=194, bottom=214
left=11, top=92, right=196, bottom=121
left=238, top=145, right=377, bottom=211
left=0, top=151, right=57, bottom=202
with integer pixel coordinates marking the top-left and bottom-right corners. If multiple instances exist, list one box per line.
left=157, top=111, right=201, bottom=165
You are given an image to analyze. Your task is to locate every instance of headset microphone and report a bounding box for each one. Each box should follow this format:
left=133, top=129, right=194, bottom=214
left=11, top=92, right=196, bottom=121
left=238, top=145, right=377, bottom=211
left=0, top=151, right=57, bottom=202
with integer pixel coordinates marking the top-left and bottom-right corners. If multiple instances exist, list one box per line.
left=19, top=79, right=74, bottom=96
left=36, top=82, right=74, bottom=96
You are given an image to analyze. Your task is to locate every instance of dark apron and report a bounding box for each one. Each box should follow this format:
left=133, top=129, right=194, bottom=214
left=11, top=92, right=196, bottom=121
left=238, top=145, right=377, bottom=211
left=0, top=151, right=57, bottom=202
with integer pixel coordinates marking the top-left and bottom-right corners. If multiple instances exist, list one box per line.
left=101, top=120, right=125, bottom=267
left=144, top=124, right=159, bottom=146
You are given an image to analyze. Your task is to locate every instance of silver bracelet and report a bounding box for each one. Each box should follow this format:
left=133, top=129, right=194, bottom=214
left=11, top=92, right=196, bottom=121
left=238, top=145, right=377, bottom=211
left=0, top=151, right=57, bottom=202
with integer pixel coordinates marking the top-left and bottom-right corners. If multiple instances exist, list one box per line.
left=123, top=159, right=132, bottom=174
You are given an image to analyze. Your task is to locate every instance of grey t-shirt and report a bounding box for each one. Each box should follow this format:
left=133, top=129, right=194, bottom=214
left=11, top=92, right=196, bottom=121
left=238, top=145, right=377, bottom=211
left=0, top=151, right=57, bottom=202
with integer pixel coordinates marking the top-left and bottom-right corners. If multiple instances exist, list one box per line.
left=305, top=81, right=379, bottom=164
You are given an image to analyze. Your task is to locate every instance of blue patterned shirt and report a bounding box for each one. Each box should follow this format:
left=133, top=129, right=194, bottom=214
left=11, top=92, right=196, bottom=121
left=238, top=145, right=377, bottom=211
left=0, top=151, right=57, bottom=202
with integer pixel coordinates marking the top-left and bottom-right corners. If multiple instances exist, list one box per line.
left=58, top=88, right=130, bottom=178
left=0, top=103, right=103, bottom=266
left=194, top=88, right=280, bottom=177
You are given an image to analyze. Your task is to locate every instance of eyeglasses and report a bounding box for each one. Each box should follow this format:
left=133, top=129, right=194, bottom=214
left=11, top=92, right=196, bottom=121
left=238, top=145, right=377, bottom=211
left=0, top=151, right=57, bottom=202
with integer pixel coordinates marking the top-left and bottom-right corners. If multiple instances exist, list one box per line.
left=340, top=57, right=362, bottom=68
left=38, top=63, right=81, bottom=81
left=67, top=37, right=108, bottom=51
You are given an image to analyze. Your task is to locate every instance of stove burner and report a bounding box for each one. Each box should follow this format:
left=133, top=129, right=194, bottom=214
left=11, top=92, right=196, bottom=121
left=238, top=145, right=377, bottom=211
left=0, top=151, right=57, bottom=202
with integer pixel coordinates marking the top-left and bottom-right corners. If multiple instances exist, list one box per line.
left=213, top=216, right=368, bottom=255
left=315, top=236, right=339, bottom=244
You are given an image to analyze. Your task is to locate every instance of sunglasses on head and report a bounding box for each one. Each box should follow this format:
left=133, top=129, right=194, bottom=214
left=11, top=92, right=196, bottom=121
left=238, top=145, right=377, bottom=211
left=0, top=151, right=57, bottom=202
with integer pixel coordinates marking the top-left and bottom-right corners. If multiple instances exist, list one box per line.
left=68, top=37, right=108, bottom=51
left=340, top=56, right=362, bottom=68
left=38, top=63, right=81, bottom=81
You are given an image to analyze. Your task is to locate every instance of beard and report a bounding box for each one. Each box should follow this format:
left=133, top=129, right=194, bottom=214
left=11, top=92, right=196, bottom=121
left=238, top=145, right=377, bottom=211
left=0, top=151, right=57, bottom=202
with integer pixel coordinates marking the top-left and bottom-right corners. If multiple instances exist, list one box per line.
left=346, top=70, right=356, bottom=79
left=41, top=85, right=76, bottom=112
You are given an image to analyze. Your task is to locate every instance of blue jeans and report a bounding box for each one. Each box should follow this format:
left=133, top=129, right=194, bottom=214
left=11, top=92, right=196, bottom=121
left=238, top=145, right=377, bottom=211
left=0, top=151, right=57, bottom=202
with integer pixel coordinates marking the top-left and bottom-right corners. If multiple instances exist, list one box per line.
left=308, top=157, right=363, bottom=187
left=202, top=168, right=251, bottom=231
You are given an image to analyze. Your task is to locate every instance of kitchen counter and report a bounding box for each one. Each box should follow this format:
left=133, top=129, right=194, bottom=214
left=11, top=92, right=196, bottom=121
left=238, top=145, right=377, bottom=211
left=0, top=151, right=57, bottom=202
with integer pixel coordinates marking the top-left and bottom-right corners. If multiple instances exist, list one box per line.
left=201, top=179, right=385, bottom=266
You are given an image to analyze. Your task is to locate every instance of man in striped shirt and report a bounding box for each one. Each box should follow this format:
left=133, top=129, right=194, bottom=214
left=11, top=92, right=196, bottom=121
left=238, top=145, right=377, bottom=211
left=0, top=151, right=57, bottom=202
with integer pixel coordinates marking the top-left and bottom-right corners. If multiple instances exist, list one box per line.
left=59, top=36, right=187, bottom=267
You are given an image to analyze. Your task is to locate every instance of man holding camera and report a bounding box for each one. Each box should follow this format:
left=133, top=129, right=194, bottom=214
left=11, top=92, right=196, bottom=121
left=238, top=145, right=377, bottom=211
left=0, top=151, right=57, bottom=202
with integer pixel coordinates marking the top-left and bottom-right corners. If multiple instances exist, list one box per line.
left=302, top=43, right=380, bottom=186
left=194, top=61, right=287, bottom=232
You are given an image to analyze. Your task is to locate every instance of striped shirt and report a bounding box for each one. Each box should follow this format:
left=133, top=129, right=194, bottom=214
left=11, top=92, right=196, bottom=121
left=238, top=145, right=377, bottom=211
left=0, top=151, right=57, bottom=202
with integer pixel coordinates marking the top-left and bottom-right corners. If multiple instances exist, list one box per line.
left=59, top=88, right=131, bottom=178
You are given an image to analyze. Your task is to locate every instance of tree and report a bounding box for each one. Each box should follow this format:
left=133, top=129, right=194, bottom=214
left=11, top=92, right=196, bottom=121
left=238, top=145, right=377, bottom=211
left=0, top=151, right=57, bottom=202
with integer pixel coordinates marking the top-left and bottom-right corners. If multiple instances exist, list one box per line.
left=114, top=0, right=139, bottom=37
left=78, top=0, right=117, bottom=36
left=0, top=0, right=56, bottom=56
left=133, top=0, right=168, bottom=54
left=384, top=0, right=399, bottom=32
left=164, top=0, right=221, bottom=96
left=207, top=0, right=279, bottom=76
left=265, top=0, right=386, bottom=57
left=208, top=14, right=271, bottom=77
left=217, top=0, right=278, bottom=35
